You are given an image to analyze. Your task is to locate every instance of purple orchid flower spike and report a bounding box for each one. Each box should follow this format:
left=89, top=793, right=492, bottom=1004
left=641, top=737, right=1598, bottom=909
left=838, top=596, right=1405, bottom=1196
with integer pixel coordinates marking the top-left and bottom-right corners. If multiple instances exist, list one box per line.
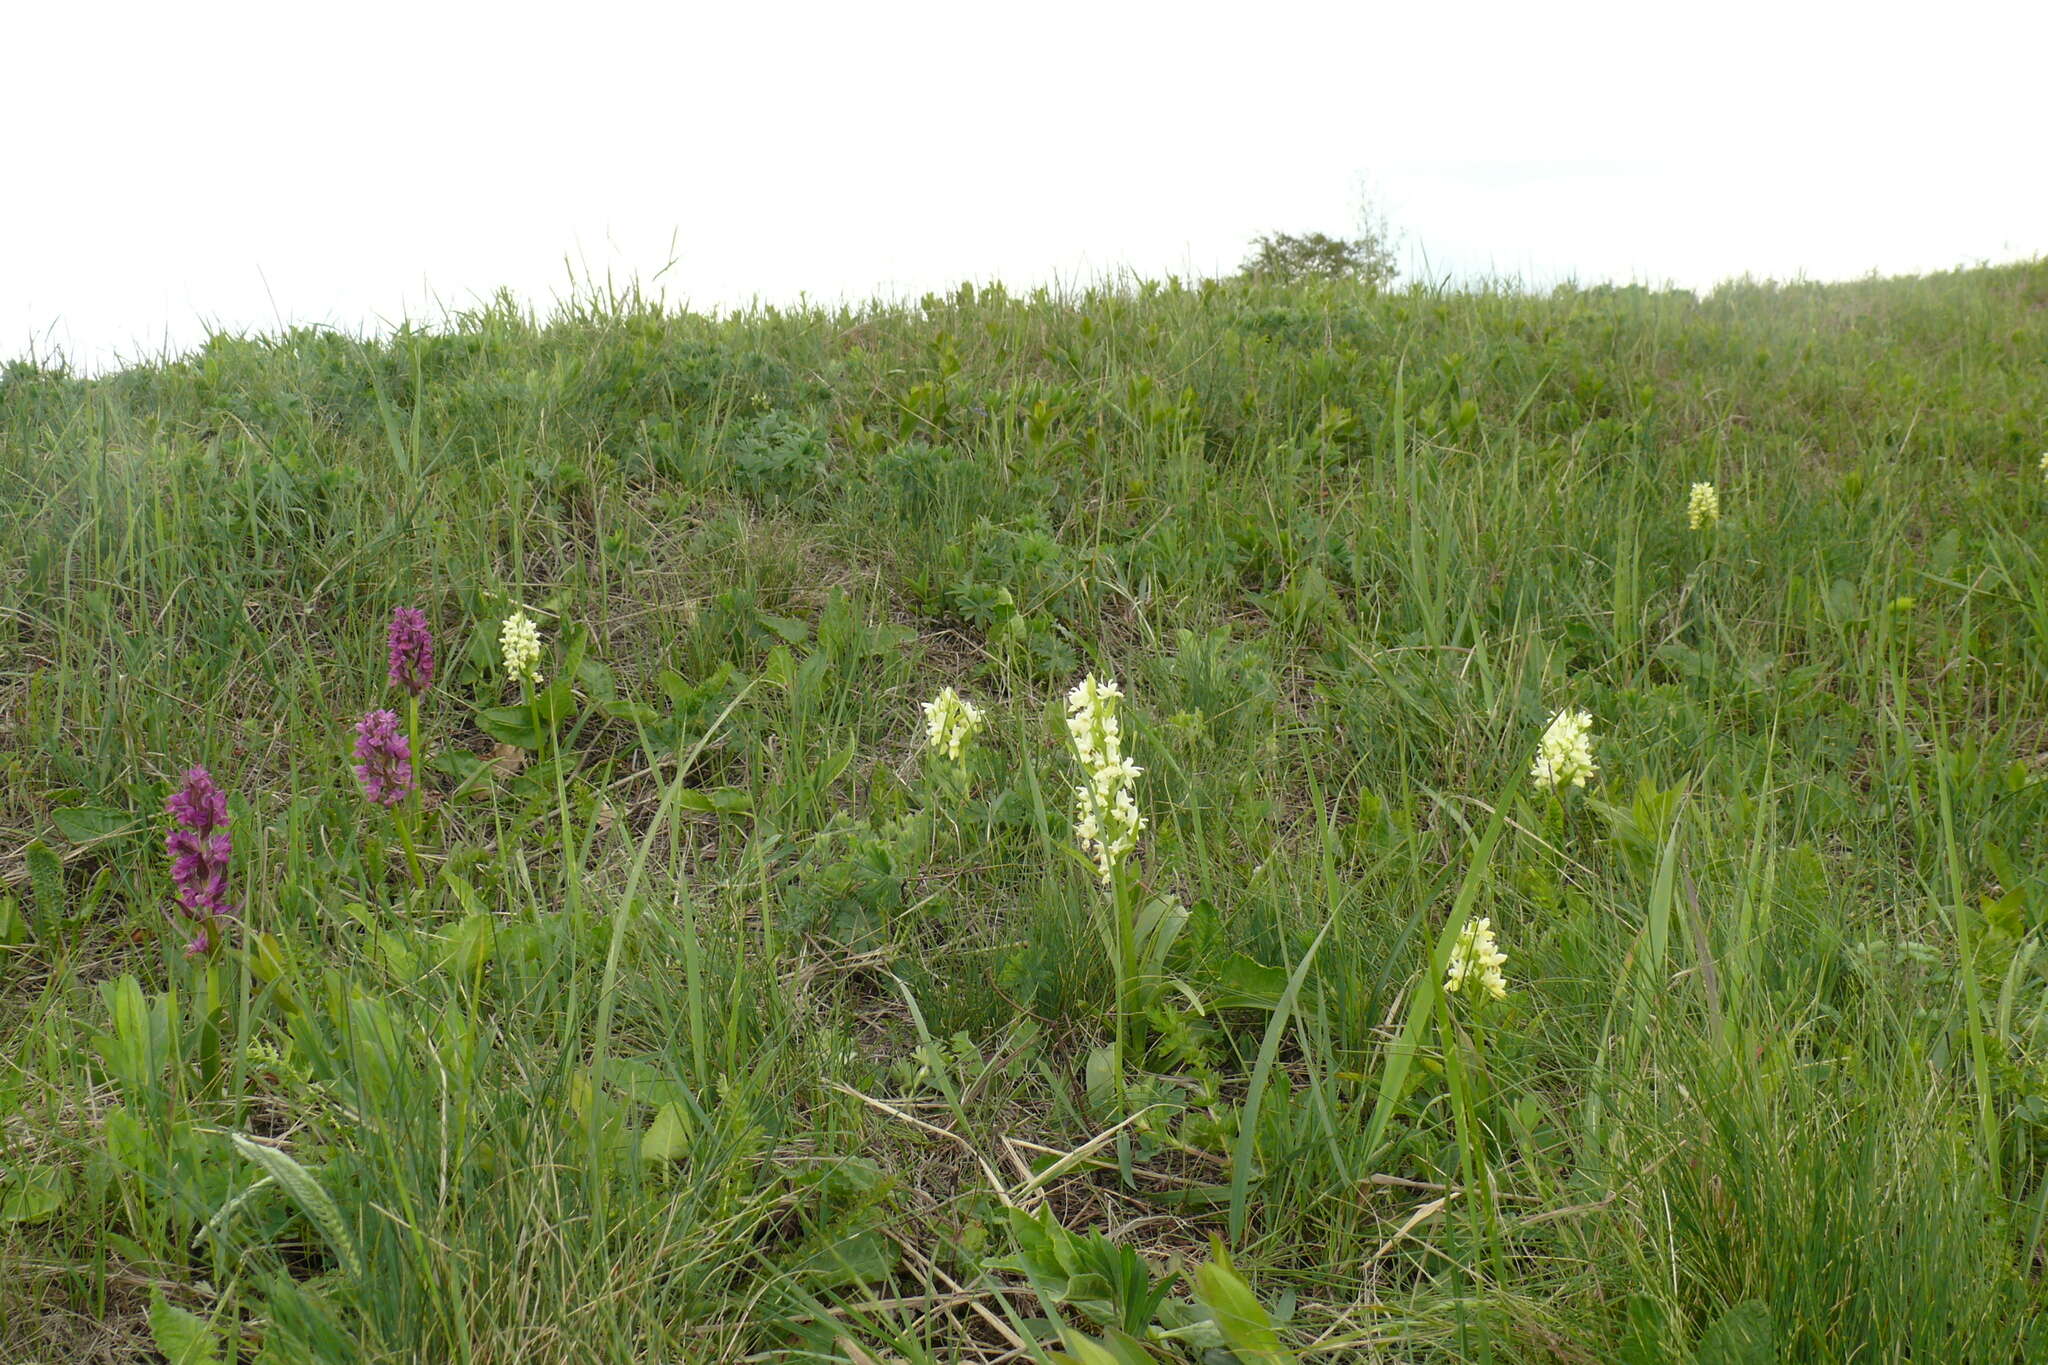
left=387, top=607, right=435, bottom=697
left=353, top=709, right=415, bottom=807
left=164, top=766, right=234, bottom=951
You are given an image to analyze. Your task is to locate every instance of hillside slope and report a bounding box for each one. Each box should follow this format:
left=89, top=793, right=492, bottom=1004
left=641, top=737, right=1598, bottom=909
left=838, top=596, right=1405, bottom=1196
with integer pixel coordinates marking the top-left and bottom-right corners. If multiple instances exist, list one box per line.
left=3, top=262, right=2047, bottom=1361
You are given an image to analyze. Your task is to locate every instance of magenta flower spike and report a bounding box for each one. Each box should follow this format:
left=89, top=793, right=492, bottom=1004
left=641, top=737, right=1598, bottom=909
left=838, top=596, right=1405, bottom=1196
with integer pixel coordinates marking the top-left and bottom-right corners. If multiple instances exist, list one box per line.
left=387, top=607, right=435, bottom=697
left=353, top=709, right=415, bottom=807
left=165, top=766, right=234, bottom=952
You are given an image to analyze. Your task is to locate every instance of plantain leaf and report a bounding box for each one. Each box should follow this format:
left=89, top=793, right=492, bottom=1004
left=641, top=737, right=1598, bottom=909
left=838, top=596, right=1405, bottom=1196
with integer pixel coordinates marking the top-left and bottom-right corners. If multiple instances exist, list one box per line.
left=148, top=1289, right=224, bottom=1365
left=676, top=787, right=752, bottom=815
left=1193, top=1261, right=1295, bottom=1364
left=476, top=704, right=543, bottom=750
left=1696, top=1300, right=1777, bottom=1365
left=0, top=895, right=27, bottom=946
left=53, top=804, right=139, bottom=845
left=0, top=1164, right=69, bottom=1223
left=640, top=1102, right=695, bottom=1162
left=25, top=840, right=64, bottom=927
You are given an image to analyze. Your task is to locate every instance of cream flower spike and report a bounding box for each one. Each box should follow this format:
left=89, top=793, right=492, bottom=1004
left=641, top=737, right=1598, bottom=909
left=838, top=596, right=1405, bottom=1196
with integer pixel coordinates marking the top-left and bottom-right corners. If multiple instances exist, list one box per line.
left=1531, top=708, right=1597, bottom=792
left=1447, top=916, right=1508, bottom=1000
left=1066, top=674, right=1145, bottom=883
left=921, top=687, right=985, bottom=763
left=1688, top=480, right=1720, bottom=529
left=500, top=611, right=544, bottom=685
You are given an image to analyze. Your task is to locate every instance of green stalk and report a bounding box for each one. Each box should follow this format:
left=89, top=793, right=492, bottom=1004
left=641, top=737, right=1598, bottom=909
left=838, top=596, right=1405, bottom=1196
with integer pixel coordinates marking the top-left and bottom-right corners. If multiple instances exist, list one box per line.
left=1439, top=998, right=1508, bottom=1291
left=1112, top=862, right=1141, bottom=1074
left=392, top=803, right=426, bottom=891
left=1936, top=733, right=2002, bottom=1199
left=546, top=695, right=579, bottom=918
left=402, top=691, right=427, bottom=888
left=406, top=694, right=423, bottom=803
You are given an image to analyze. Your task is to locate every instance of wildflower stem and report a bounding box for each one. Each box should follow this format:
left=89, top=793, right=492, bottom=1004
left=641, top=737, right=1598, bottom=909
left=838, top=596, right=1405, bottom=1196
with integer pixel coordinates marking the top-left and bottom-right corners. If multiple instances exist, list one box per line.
left=393, top=803, right=426, bottom=890
left=1113, top=865, right=1140, bottom=1082
left=539, top=681, right=581, bottom=917
left=406, top=695, right=424, bottom=803
left=1437, top=996, right=1509, bottom=1288
left=403, top=693, right=427, bottom=889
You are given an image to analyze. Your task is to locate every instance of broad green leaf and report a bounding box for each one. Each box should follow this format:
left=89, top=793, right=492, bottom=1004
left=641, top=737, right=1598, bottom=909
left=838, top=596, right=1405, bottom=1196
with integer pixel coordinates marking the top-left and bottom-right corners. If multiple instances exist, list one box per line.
left=0, top=1164, right=69, bottom=1223
left=760, top=612, right=811, bottom=645
left=1133, top=894, right=1189, bottom=988
left=676, top=786, right=752, bottom=815
left=1210, top=953, right=1288, bottom=1011
left=761, top=644, right=796, bottom=689
left=1049, top=1335, right=1132, bottom=1365
left=78, top=864, right=115, bottom=917
left=532, top=677, right=578, bottom=725
left=25, top=839, right=63, bottom=926
left=1620, top=1292, right=1674, bottom=1365
left=575, top=655, right=617, bottom=702
left=96, top=974, right=168, bottom=1095
left=437, top=912, right=497, bottom=977
left=104, top=1105, right=151, bottom=1174
left=640, top=1102, right=694, bottom=1162
left=148, top=1289, right=224, bottom=1365
left=427, top=749, right=488, bottom=785
left=242, top=932, right=301, bottom=1015
left=1193, top=1262, right=1295, bottom=1364
left=476, top=704, right=543, bottom=750
left=52, top=804, right=138, bottom=844
left=1084, top=1043, right=1121, bottom=1116
left=0, top=895, right=27, bottom=946
left=1696, top=1300, right=1776, bottom=1365
left=373, top=931, right=421, bottom=980
left=785, top=1226, right=894, bottom=1288
left=813, top=740, right=857, bottom=794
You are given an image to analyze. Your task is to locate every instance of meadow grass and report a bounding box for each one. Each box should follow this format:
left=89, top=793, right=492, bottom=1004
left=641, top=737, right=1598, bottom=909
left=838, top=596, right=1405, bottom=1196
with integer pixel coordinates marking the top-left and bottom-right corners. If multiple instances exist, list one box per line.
left=2, top=260, right=2047, bottom=1362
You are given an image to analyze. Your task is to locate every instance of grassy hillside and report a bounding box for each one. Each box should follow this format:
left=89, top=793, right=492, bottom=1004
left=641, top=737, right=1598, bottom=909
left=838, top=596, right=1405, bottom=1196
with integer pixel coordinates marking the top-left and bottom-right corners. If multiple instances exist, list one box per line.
left=3, top=260, right=2047, bottom=1363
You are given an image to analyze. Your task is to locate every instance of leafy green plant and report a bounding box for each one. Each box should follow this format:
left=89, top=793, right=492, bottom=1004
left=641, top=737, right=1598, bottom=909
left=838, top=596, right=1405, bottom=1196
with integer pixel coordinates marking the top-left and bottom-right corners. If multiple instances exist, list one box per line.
left=729, top=409, right=830, bottom=498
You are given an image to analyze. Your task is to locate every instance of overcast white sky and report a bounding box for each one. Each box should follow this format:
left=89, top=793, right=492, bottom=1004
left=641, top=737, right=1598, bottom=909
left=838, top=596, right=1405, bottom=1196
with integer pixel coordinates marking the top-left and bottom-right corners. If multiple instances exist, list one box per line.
left=8, top=1, right=2045, bottom=373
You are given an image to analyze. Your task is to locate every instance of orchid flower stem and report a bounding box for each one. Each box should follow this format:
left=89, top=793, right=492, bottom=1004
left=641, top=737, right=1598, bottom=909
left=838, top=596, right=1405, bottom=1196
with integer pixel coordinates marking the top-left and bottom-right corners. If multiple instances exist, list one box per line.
left=1113, top=866, right=1143, bottom=1071
left=394, top=804, right=426, bottom=890
left=404, top=694, right=427, bottom=889
left=535, top=678, right=581, bottom=917
left=406, top=695, right=424, bottom=799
